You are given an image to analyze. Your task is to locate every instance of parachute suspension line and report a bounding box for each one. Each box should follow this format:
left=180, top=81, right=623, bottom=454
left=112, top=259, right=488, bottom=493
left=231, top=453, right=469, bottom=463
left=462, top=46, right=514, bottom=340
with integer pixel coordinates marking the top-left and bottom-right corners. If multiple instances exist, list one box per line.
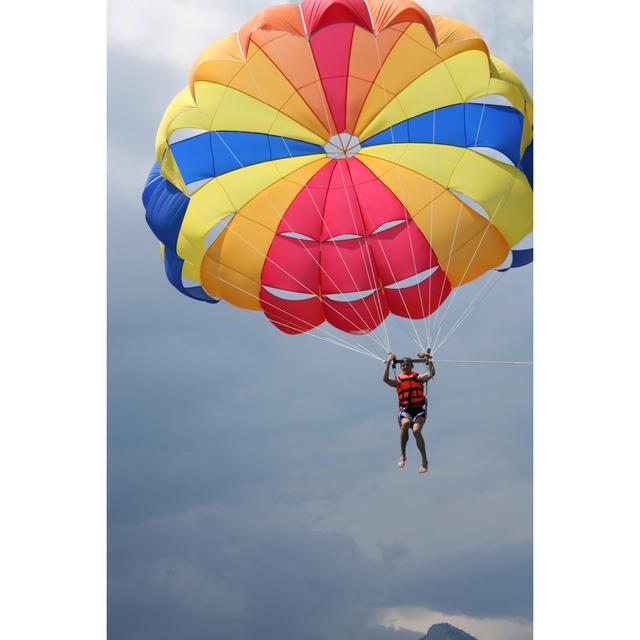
left=240, top=59, right=392, bottom=352
left=427, top=72, right=494, bottom=344
left=430, top=183, right=511, bottom=350
left=427, top=100, right=437, bottom=348
left=333, top=159, right=393, bottom=352
left=432, top=270, right=503, bottom=353
left=220, top=222, right=391, bottom=353
left=371, top=35, right=430, bottom=352
left=215, top=275, right=385, bottom=361
left=207, top=138, right=388, bottom=352
left=436, top=359, right=532, bottom=365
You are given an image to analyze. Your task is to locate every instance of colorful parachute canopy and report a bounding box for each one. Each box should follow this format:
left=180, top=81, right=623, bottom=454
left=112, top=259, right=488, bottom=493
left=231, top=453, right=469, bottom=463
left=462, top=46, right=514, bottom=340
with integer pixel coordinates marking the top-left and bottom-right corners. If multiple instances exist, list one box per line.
left=143, top=0, right=533, bottom=336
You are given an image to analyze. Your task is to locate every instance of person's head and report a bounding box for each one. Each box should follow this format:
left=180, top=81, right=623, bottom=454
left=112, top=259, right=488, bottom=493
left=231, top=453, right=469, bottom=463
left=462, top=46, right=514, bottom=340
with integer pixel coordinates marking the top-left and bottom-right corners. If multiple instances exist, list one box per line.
left=400, top=357, right=413, bottom=373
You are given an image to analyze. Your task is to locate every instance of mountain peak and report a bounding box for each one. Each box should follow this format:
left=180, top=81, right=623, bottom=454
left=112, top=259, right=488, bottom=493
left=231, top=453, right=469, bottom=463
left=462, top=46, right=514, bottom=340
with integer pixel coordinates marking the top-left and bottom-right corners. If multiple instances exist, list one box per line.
left=422, top=622, right=479, bottom=640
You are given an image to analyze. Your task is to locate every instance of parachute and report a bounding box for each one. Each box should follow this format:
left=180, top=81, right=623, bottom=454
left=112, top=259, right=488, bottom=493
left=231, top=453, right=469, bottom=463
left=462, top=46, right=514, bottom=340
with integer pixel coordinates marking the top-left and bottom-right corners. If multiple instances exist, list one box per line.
left=142, top=0, right=533, bottom=357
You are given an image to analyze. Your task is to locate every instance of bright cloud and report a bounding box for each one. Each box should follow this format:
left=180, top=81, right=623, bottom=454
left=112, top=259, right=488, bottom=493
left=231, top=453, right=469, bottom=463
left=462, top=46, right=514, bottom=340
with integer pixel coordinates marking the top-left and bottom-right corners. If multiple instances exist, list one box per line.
left=375, top=606, right=532, bottom=640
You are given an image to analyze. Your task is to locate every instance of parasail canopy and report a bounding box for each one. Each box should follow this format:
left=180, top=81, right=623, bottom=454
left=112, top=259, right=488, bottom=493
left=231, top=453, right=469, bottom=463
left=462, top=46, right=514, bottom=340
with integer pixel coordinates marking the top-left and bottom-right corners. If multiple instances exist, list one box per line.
left=143, top=0, right=533, bottom=346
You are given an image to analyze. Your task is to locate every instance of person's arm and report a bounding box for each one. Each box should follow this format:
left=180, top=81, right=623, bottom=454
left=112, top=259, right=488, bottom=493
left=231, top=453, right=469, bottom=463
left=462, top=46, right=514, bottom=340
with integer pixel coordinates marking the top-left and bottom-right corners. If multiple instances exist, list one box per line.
left=416, top=351, right=435, bottom=382
left=383, top=353, right=399, bottom=388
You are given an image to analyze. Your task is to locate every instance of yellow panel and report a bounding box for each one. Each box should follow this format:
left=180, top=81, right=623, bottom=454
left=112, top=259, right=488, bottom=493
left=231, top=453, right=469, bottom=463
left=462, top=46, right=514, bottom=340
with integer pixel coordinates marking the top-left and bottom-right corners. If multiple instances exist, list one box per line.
left=443, top=49, right=492, bottom=103
left=159, top=148, right=187, bottom=194
left=450, top=150, right=533, bottom=246
left=360, top=143, right=532, bottom=247
left=158, top=83, right=326, bottom=147
left=154, top=87, right=197, bottom=160
left=358, top=58, right=462, bottom=139
left=360, top=143, right=466, bottom=191
left=176, top=154, right=325, bottom=268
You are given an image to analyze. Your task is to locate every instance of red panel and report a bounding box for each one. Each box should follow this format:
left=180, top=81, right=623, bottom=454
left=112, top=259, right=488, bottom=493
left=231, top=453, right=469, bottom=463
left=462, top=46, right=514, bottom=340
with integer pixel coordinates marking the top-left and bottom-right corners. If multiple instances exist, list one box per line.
left=260, top=288, right=324, bottom=334
left=261, top=235, right=321, bottom=293
left=276, top=161, right=336, bottom=241
left=346, top=158, right=409, bottom=233
left=309, top=23, right=355, bottom=133
left=322, top=290, right=389, bottom=334
left=369, top=220, right=435, bottom=284
left=322, top=161, right=366, bottom=240
left=320, top=237, right=379, bottom=295
left=302, top=0, right=374, bottom=34
left=384, top=268, right=451, bottom=319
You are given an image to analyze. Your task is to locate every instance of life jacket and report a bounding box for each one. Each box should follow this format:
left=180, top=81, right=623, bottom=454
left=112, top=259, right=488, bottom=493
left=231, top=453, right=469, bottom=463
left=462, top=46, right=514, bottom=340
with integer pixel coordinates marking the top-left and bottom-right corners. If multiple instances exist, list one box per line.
left=396, top=372, right=426, bottom=407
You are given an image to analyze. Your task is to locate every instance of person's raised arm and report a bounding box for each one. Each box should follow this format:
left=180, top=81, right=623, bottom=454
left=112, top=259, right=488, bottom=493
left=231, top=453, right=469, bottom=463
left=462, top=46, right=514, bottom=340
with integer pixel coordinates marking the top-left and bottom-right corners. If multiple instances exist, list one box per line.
left=383, top=353, right=398, bottom=388
left=416, top=351, right=435, bottom=382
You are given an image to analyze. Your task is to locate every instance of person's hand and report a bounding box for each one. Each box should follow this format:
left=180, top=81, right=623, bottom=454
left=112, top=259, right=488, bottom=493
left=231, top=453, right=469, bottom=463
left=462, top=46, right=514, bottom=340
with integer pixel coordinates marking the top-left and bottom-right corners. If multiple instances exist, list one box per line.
left=385, top=353, right=396, bottom=364
left=417, top=351, right=432, bottom=362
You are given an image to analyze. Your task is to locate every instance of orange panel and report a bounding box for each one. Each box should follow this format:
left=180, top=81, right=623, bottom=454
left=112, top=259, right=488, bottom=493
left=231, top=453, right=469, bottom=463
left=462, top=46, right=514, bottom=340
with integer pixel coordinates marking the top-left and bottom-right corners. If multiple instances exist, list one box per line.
left=348, top=23, right=407, bottom=81
left=200, top=159, right=330, bottom=308
left=201, top=215, right=272, bottom=309
left=368, top=0, right=437, bottom=43
left=359, top=156, right=508, bottom=284
left=229, top=44, right=329, bottom=139
left=256, top=34, right=336, bottom=136
left=238, top=4, right=305, bottom=55
left=346, top=24, right=408, bottom=131
left=189, top=33, right=244, bottom=95
left=413, top=191, right=509, bottom=285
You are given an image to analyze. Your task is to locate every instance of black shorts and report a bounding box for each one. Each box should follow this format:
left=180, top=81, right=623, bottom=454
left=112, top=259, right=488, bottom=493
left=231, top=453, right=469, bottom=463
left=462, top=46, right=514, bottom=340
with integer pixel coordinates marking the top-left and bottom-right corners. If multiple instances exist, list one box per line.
left=398, top=403, right=427, bottom=425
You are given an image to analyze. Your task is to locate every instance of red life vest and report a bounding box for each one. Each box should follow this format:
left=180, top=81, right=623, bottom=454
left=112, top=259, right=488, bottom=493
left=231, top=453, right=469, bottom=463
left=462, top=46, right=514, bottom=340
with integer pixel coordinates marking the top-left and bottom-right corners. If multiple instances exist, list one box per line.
left=396, top=372, right=426, bottom=407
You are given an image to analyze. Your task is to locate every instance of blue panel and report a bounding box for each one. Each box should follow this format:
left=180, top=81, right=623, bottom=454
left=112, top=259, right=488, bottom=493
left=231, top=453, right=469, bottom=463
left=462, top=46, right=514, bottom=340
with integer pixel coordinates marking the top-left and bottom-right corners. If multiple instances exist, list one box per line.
left=362, top=103, right=525, bottom=166
left=142, top=162, right=162, bottom=208
left=465, top=104, right=524, bottom=165
left=362, top=120, right=410, bottom=146
left=213, top=131, right=272, bottom=175
left=169, top=132, right=323, bottom=185
left=144, top=173, right=190, bottom=253
left=409, top=104, right=466, bottom=146
left=171, top=133, right=215, bottom=185
left=163, top=246, right=219, bottom=304
left=497, top=248, right=533, bottom=272
left=268, top=136, right=324, bottom=160
left=518, top=141, right=533, bottom=188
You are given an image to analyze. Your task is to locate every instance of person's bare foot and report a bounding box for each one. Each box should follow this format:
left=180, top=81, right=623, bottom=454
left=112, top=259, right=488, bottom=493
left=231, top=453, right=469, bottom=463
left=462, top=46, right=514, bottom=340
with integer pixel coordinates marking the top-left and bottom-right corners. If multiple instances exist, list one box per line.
left=418, top=461, right=429, bottom=474
left=397, top=456, right=406, bottom=468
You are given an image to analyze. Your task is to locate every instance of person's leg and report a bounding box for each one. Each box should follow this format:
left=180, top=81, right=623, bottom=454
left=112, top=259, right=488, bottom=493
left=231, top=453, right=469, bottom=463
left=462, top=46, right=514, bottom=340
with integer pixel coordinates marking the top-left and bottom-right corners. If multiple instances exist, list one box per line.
left=412, top=419, right=428, bottom=473
left=398, top=418, right=411, bottom=467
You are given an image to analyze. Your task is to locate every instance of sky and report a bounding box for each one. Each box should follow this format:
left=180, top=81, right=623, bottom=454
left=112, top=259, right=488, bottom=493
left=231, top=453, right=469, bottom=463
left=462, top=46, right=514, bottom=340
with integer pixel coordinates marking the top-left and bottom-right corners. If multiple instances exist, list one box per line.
left=107, top=2, right=533, bottom=639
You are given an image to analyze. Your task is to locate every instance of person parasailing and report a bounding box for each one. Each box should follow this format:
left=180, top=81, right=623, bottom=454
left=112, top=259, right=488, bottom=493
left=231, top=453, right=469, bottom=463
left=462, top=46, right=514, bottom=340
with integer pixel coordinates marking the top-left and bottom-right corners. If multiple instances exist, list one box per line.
left=383, top=350, right=435, bottom=474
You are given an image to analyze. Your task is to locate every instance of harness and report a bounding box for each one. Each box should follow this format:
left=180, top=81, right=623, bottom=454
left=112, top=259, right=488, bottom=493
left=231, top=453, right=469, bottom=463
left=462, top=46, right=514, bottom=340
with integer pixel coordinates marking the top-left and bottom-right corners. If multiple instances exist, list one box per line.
left=396, top=372, right=426, bottom=407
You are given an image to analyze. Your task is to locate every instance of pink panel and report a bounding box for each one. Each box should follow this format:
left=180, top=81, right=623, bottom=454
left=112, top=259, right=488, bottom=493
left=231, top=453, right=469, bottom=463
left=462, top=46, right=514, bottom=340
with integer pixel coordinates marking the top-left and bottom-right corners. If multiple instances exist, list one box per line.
left=309, top=23, right=355, bottom=132
left=276, top=162, right=336, bottom=241
left=322, top=290, right=389, bottom=334
left=260, top=288, right=324, bottom=335
left=261, top=236, right=321, bottom=293
left=369, top=220, right=435, bottom=284
left=384, top=268, right=452, bottom=319
left=322, top=162, right=366, bottom=240
left=346, top=158, right=409, bottom=233
left=320, top=238, right=379, bottom=295
left=302, top=0, right=373, bottom=35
